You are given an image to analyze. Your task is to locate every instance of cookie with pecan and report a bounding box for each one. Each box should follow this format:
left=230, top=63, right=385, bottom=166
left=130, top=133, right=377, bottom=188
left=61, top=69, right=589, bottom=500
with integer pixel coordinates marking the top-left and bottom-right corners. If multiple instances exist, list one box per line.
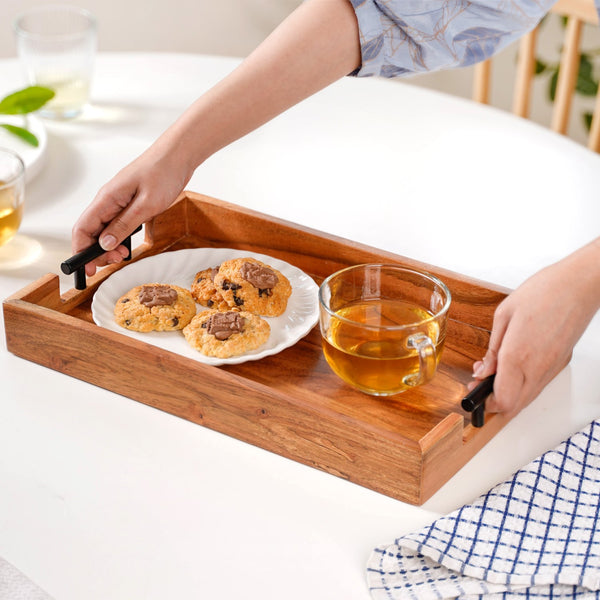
left=213, top=258, right=292, bottom=317
left=183, top=309, right=270, bottom=358
left=114, top=283, right=196, bottom=332
left=190, top=265, right=229, bottom=310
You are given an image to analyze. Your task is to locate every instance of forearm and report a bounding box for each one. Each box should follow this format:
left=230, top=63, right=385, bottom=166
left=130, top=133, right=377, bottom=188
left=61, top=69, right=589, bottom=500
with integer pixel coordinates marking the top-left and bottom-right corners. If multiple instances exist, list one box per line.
left=561, top=236, right=600, bottom=315
left=149, top=0, right=361, bottom=174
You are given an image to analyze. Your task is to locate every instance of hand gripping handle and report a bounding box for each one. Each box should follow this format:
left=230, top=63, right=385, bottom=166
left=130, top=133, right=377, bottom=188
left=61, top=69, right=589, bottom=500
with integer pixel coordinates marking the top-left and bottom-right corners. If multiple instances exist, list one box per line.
left=61, top=225, right=142, bottom=290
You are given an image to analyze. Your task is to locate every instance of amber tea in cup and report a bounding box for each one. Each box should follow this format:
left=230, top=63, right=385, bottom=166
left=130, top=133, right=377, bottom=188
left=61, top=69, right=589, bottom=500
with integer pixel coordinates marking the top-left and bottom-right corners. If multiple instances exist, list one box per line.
left=0, top=149, right=25, bottom=247
left=319, top=264, right=451, bottom=396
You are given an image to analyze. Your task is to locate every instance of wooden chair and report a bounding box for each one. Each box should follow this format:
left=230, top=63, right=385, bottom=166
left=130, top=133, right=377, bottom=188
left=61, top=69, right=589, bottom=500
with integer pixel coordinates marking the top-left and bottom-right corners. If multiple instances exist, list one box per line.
left=473, top=0, right=600, bottom=152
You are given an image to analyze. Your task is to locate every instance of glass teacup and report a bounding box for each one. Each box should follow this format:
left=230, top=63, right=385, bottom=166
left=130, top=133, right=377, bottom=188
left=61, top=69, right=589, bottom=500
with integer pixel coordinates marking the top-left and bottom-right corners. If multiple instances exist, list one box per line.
left=319, top=264, right=451, bottom=396
left=0, top=148, right=25, bottom=248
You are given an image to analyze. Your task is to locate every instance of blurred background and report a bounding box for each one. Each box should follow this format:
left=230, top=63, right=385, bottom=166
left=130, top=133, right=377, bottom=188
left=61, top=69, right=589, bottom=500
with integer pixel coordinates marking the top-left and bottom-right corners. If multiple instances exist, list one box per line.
left=1, top=0, right=599, bottom=145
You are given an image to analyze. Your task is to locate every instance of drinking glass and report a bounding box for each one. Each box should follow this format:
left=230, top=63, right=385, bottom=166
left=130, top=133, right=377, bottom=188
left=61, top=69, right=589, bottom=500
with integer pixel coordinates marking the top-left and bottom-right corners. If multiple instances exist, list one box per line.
left=0, top=148, right=26, bottom=247
left=319, top=264, right=451, bottom=396
left=14, top=5, right=97, bottom=119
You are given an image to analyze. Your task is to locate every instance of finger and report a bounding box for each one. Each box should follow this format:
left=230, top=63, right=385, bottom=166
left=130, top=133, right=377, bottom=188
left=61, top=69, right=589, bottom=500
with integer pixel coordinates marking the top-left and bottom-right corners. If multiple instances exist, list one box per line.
left=490, top=331, right=573, bottom=415
left=466, top=378, right=479, bottom=393
left=486, top=355, right=525, bottom=414
left=72, top=194, right=128, bottom=253
left=97, top=191, right=154, bottom=251
left=486, top=304, right=510, bottom=358
left=472, top=302, right=511, bottom=378
left=72, top=169, right=142, bottom=252
left=514, top=351, right=572, bottom=411
left=72, top=217, right=101, bottom=255
left=83, top=246, right=130, bottom=276
left=472, top=348, right=498, bottom=379
left=74, top=210, right=133, bottom=276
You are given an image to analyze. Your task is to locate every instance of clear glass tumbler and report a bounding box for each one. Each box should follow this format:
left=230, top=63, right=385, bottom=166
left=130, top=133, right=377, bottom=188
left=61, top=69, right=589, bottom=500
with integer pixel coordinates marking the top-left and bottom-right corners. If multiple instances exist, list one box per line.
left=14, top=5, right=97, bottom=119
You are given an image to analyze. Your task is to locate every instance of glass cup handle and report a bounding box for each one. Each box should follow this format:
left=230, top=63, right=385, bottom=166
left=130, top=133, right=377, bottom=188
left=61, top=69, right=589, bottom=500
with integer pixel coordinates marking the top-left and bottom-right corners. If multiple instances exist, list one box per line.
left=406, top=332, right=436, bottom=387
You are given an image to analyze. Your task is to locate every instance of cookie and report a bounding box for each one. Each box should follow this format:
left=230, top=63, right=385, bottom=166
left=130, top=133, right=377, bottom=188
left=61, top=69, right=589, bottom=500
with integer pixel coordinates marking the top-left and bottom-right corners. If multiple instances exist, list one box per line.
left=213, top=258, right=292, bottom=317
left=114, top=283, right=196, bottom=332
left=183, top=309, right=270, bottom=358
left=190, top=266, right=229, bottom=310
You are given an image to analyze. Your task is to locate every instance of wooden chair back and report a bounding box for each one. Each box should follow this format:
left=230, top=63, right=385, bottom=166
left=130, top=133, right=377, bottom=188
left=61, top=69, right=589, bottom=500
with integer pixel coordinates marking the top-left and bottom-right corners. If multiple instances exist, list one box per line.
left=473, top=0, right=600, bottom=151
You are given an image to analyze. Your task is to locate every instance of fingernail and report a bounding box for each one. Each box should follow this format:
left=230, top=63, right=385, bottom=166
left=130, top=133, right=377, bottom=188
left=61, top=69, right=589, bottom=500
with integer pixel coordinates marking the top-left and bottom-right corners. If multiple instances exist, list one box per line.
left=473, top=362, right=485, bottom=378
left=100, top=234, right=117, bottom=251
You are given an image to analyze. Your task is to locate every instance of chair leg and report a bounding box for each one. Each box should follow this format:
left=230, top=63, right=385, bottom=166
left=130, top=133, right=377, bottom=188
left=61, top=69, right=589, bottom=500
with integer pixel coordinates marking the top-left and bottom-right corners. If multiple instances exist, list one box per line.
left=512, top=28, right=539, bottom=118
left=551, top=16, right=583, bottom=134
left=587, top=92, right=600, bottom=152
left=473, top=59, right=492, bottom=104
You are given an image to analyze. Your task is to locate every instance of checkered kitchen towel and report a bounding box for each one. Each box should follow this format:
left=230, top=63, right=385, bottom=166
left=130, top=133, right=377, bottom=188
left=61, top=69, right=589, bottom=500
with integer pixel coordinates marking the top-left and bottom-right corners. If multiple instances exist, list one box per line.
left=367, top=419, right=600, bottom=599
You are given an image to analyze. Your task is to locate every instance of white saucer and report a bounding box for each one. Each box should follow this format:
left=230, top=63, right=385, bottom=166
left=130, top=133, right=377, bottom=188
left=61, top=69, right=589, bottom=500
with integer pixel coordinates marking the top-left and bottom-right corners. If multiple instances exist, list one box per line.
left=0, top=114, right=47, bottom=182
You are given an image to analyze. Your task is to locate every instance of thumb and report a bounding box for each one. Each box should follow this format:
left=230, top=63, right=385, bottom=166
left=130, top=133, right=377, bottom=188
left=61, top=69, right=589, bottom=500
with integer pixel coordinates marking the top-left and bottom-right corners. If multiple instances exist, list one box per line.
left=99, top=214, right=140, bottom=251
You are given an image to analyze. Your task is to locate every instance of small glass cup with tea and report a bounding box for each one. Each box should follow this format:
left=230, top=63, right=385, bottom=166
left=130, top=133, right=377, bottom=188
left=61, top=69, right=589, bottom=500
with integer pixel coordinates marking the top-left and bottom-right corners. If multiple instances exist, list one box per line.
left=0, top=148, right=26, bottom=248
left=318, top=264, right=451, bottom=396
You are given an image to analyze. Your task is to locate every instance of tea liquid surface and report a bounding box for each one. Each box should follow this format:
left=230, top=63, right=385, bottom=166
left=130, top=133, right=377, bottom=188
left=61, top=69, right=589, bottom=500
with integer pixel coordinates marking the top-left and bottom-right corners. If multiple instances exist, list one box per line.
left=0, top=185, right=23, bottom=246
left=322, top=299, right=444, bottom=396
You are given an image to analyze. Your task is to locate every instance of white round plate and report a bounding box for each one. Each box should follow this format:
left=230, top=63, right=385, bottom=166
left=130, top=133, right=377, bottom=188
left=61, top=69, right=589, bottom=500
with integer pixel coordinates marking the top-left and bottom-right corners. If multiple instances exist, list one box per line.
left=0, top=114, right=47, bottom=182
left=91, top=248, right=320, bottom=366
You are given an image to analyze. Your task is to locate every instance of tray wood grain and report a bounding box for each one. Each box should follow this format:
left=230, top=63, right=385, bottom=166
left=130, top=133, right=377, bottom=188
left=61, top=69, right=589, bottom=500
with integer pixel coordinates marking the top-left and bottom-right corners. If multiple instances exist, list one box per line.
left=3, top=191, right=517, bottom=505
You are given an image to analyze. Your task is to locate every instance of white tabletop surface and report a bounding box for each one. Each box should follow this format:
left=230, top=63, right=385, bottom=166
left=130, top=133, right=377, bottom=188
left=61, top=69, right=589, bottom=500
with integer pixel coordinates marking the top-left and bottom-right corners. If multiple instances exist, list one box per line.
left=1, top=52, right=599, bottom=600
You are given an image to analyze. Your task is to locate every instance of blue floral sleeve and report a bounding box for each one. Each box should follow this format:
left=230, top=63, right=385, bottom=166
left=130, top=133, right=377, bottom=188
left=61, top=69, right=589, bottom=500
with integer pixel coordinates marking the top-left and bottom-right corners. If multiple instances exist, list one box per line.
left=349, top=0, right=564, bottom=78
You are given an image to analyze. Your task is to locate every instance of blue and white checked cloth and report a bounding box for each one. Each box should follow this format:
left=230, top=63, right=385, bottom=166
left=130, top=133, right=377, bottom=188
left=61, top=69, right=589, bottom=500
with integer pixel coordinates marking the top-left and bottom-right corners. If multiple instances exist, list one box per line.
left=367, top=419, right=600, bottom=599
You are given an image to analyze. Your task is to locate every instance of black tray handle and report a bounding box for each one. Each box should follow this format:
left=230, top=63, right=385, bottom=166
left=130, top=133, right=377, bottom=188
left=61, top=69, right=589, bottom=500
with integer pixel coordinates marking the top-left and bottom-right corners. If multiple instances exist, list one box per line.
left=461, top=374, right=496, bottom=428
left=60, top=225, right=142, bottom=290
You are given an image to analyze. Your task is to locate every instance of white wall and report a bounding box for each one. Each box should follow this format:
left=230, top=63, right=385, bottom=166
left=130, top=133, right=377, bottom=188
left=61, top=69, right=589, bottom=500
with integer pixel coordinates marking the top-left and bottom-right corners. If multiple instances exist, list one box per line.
left=1, top=0, right=598, bottom=145
left=1, top=0, right=303, bottom=58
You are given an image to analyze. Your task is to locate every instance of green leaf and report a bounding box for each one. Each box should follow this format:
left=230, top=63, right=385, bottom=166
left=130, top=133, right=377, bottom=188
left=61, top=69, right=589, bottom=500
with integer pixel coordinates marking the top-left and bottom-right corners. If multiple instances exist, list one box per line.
left=0, top=86, right=55, bottom=115
left=576, top=75, right=598, bottom=96
left=579, top=54, right=593, bottom=77
left=549, top=69, right=559, bottom=101
left=535, top=59, right=547, bottom=75
left=576, top=54, right=598, bottom=96
left=0, top=123, right=39, bottom=146
left=583, top=111, right=594, bottom=131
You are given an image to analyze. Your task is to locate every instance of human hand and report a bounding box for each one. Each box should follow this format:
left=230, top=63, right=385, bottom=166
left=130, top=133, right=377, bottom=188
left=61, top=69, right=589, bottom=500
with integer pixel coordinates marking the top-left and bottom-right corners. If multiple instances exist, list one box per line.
left=472, top=239, right=600, bottom=417
left=71, top=147, right=192, bottom=276
left=71, top=0, right=362, bottom=277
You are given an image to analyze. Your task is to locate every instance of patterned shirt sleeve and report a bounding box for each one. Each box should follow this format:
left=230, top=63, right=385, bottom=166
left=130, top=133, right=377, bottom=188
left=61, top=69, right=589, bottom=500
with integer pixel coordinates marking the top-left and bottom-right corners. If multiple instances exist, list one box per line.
left=349, top=0, right=561, bottom=78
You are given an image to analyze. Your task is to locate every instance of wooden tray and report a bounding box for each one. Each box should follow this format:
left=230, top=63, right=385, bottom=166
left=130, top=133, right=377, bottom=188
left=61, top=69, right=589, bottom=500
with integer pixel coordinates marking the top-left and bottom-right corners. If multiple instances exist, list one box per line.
left=3, top=191, right=514, bottom=505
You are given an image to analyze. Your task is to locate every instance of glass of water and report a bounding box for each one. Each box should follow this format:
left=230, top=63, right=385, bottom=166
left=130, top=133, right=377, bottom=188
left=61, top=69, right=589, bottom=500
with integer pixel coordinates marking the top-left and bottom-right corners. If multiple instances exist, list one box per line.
left=14, top=5, right=97, bottom=119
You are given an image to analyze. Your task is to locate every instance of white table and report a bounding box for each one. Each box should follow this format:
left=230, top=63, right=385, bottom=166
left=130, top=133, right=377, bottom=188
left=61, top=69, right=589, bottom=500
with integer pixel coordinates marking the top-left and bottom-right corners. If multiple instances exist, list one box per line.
left=1, top=52, right=599, bottom=600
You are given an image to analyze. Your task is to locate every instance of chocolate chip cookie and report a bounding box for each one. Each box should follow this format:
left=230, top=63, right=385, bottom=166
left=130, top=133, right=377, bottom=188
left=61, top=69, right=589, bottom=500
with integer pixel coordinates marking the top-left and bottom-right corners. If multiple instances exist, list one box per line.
left=114, top=283, right=196, bottom=332
left=213, top=258, right=292, bottom=317
left=183, top=309, right=270, bottom=358
left=190, top=266, right=229, bottom=310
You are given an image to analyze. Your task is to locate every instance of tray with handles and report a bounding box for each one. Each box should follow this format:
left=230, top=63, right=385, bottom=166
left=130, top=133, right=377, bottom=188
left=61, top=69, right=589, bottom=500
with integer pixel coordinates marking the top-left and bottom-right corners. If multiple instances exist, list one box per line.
left=3, top=191, right=517, bottom=505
